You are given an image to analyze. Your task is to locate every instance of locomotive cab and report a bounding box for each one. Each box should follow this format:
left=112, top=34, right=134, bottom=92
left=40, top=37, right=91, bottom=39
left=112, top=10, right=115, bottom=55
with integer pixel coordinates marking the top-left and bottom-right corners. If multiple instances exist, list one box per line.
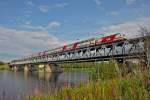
left=115, top=33, right=127, bottom=41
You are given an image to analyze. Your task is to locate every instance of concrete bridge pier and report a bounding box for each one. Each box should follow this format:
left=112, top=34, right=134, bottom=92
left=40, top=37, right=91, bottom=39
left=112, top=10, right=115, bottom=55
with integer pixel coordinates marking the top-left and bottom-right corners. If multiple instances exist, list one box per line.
left=44, top=64, right=63, bottom=73
left=11, top=65, right=25, bottom=71
left=24, top=65, right=29, bottom=72
left=12, top=66, right=18, bottom=71
left=44, top=64, right=51, bottom=72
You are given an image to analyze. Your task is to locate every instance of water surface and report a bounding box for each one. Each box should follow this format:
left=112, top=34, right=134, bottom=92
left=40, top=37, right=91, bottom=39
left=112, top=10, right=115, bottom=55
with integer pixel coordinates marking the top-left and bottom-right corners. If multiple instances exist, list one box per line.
left=0, top=71, right=90, bottom=100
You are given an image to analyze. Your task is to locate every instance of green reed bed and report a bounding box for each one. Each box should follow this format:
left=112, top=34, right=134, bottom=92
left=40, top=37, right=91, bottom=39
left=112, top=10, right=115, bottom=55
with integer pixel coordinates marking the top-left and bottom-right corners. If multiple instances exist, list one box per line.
left=91, top=60, right=121, bottom=80
left=60, top=60, right=121, bottom=74
left=62, top=79, right=147, bottom=100
left=26, top=60, right=150, bottom=100
left=27, top=71, right=150, bottom=100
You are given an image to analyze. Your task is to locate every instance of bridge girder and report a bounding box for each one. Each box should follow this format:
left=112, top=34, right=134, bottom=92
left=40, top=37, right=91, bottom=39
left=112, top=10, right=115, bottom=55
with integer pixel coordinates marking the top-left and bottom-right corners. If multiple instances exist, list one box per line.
left=10, top=38, right=146, bottom=65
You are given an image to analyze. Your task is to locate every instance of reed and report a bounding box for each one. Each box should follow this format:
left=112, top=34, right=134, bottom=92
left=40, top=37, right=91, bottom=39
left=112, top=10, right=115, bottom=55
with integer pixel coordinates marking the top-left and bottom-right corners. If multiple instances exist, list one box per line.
left=27, top=70, right=150, bottom=100
left=26, top=60, right=150, bottom=100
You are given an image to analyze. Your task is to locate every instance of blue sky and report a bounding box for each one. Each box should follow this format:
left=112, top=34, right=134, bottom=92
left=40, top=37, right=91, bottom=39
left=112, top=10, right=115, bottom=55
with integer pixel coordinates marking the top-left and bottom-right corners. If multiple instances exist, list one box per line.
left=0, top=0, right=150, bottom=61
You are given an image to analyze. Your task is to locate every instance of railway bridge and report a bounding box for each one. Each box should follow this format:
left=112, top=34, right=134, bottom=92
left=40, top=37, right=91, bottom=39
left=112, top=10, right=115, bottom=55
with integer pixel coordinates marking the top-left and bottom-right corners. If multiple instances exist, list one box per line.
left=9, top=37, right=147, bottom=72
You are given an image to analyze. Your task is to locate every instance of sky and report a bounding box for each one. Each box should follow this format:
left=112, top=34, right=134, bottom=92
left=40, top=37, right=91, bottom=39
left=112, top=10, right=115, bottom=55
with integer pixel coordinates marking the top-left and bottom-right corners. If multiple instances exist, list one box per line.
left=0, top=0, right=150, bottom=61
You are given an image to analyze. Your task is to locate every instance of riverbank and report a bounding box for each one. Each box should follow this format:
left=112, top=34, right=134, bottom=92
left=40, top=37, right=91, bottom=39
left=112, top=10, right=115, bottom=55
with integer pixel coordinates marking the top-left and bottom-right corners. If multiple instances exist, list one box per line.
left=0, top=63, right=10, bottom=70
left=25, top=61, right=150, bottom=100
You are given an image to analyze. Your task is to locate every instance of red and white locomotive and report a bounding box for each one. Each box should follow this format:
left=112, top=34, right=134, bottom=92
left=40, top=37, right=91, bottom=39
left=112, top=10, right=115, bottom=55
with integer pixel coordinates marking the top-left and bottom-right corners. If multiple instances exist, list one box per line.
left=61, top=33, right=127, bottom=51
left=96, top=33, right=126, bottom=44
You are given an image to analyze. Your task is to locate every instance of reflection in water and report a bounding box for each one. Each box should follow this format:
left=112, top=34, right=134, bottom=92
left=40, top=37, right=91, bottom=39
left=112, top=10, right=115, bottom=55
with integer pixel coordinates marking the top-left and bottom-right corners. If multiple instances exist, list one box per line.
left=0, top=71, right=90, bottom=100
left=24, top=71, right=28, bottom=80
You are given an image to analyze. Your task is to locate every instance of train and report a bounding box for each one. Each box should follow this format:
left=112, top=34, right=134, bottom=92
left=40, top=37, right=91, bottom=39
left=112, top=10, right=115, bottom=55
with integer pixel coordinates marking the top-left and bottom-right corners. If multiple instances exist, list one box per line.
left=31, top=33, right=127, bottom=57
left=60, top=33, right=127, bottom=52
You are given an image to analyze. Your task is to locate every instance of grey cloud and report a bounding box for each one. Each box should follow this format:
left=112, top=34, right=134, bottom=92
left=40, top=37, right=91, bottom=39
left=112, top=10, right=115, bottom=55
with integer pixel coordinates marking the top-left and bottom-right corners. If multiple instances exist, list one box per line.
left=0, top=26, right=61, bottom=61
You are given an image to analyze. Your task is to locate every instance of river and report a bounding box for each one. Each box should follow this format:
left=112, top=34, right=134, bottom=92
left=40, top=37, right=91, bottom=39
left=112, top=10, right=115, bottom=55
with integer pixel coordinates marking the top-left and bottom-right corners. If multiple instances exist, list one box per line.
left=0, top=71, right=90, bottom=100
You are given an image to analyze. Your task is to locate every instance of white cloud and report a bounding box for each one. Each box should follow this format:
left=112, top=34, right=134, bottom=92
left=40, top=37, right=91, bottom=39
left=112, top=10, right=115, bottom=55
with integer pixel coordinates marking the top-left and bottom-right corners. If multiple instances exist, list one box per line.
left=39, top=3, right=68, bottom=13
left=23, top=24, right=45, bottom=31
left=23, top=21, right=61, bottom=30
left=27, top=1, right=34, bottom=7
left=25, top=0, right=34, bottom=18
left=39, top=5, right=49, bottom=12
left=48, top=21, right=61, bottom=29
left=54, top=3, right=68, bottom=8
left=93, top=0, right=101, bottom=5
left=100, top=17, right=150, bottom=38
left=24, top=21, right=32, bottom=25
left=125, top=0, right=137, bottom=5
left=107, top=11, right=119, bottom=16
left=0, top=26, right=61, bottom=61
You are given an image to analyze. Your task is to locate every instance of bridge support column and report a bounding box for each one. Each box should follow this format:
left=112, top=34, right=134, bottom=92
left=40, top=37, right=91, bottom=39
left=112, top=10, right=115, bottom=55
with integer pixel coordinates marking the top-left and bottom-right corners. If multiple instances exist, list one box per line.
left=44, top=64, right=52, bottom=72
left=44, top=64, right=63, bottom=73
left=24, top=65, right=29, bottom=72
left=13, top=66, right=18, bottom=71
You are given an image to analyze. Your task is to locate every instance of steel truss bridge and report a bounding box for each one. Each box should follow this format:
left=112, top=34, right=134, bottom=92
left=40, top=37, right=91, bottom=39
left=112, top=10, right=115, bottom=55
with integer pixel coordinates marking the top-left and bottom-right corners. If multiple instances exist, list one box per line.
left=10, top=37, right=146, bottom=65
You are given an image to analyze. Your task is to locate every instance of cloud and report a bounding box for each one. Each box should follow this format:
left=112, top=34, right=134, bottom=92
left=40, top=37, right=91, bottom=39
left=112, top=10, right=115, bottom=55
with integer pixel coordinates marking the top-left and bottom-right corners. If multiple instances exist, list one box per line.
left=23, top=21, right=61, bottom=30
left=27, top=0, right=34, bottom=7
left=0, top=26, right=61, bottom=61
left=125, top=0, right=137, bottom=5
left=25, top=0, right=35, bottom=18
left=106, top=11, right=119, bottom=16
left=23, top=24, right=46, bottom=31
left=100, top=17, right=150, bottom=38
left=39, top=3, right=68, bottom=13
left=24, top=21, right=32, bottom=25
left=93, top=0, right=101, bottom=5
left=39, top=5, right=49, bottom=12
left=53, top=3, right=68, bottom=8
left=48, top=21, right=61, bottom=29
